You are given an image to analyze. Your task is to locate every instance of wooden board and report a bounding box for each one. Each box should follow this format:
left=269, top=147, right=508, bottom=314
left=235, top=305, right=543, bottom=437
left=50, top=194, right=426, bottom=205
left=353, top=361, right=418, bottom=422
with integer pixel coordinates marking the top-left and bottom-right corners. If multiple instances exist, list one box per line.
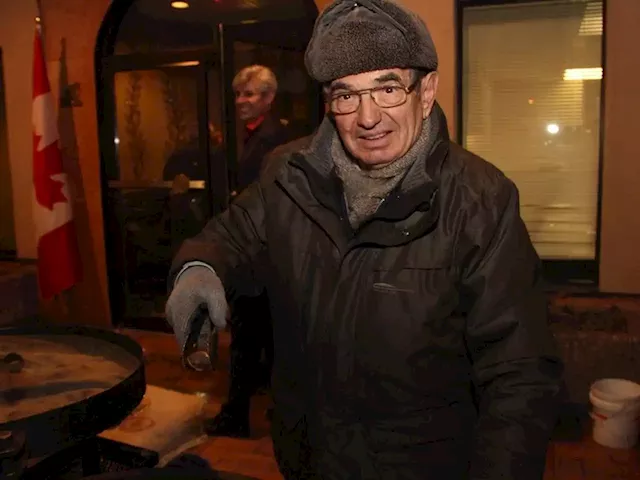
left=99, top=385, right=208, bottom=465
left=0, top=334, right=140, bottom=424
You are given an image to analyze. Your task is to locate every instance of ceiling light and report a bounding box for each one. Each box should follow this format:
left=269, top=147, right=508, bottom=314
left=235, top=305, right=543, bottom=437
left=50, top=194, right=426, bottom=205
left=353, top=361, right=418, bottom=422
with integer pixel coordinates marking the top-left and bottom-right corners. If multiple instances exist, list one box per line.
left=171, top=1, right=189, bottom=9
left=563, top=68, right=603, bottom=81
left=546, top=123, right=560, bottom=135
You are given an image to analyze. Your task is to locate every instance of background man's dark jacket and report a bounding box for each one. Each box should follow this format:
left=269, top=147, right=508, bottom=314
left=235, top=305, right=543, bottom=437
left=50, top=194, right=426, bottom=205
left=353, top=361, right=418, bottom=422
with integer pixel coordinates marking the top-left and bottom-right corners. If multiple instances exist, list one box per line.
left=235, top=113, right=290, bottom=194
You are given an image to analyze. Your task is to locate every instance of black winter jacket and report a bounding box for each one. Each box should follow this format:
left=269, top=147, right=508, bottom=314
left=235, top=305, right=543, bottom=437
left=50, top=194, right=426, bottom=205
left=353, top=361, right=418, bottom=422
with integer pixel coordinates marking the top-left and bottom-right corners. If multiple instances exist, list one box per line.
left=170, top=104, right=564, bottom=479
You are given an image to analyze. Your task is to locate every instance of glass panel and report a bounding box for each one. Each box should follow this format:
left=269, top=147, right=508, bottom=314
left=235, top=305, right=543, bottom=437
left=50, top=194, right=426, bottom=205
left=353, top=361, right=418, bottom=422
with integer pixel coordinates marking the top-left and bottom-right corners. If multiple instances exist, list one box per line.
left=114, top=68, right=201, bottom=183
left=462, top=0, right=603, bottom=260
left=109, top=66, right=226, bottom=319
left=233, top=39, right=318, bottom=141
left=206, top=66, right=230, bottom=211
left=110, top=187, right=172, bottom=318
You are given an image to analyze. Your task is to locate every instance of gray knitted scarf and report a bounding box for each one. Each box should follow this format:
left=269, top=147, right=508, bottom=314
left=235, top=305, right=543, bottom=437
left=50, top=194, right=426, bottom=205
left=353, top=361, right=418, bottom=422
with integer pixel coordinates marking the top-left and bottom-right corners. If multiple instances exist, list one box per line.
left=332, top=117, right=436, bottom=228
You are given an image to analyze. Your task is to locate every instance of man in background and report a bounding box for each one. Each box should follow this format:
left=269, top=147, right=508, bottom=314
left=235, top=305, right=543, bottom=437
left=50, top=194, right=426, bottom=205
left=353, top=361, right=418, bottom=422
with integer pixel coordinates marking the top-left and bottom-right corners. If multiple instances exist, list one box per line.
left=232, top=65, right=291, bottom=194
left=205, top=64, right=290, bottom=438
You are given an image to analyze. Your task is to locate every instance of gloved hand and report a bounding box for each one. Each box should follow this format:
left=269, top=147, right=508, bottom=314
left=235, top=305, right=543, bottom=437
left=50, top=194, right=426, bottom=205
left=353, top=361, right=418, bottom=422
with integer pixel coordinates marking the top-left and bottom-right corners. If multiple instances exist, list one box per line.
left=165, top=266, right=228, bottom=356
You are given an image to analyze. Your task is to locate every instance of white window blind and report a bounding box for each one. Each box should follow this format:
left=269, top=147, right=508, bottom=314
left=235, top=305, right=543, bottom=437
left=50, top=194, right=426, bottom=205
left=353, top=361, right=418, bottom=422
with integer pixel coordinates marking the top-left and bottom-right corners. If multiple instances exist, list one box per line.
left=462, top=0, right=603, bottom=260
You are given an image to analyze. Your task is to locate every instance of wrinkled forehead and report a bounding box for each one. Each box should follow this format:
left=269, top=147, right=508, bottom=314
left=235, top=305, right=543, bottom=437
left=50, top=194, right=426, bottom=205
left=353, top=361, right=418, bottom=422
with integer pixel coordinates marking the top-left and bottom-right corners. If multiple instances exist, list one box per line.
left=328, top=68, right=413, bottom=92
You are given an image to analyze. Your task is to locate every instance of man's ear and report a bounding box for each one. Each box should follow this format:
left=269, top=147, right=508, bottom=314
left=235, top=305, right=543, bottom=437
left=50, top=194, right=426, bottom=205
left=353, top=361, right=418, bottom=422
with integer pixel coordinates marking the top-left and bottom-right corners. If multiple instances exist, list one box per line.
left=420, top=71, right=439, bottom=119
left=264, top=90, right=276, bottom=106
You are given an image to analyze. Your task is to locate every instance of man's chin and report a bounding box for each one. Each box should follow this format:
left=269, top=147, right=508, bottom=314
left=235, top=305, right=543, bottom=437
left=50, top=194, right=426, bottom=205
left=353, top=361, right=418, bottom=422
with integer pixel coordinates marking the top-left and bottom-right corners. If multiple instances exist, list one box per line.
left=354, top=151, right=398, bottom=170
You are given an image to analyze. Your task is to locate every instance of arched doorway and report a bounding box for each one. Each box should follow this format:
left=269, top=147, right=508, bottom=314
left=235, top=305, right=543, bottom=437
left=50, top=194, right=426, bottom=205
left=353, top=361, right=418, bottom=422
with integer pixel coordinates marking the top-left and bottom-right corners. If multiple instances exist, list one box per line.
left=95, top=0, right=322, bottom=329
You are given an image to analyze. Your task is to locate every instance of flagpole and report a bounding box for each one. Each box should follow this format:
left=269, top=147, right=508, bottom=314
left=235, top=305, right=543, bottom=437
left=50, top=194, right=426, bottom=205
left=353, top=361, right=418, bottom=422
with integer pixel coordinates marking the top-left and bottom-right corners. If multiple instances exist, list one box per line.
left=35, top=1, right=45, bottom=64
left=35, top=0, right=43, bottom=34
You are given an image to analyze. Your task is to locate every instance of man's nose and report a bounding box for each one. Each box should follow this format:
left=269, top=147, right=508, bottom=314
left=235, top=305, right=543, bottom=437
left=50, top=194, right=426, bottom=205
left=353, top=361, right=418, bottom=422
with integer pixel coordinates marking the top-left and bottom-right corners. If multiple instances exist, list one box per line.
left=357, top=94, right=382, bottom=129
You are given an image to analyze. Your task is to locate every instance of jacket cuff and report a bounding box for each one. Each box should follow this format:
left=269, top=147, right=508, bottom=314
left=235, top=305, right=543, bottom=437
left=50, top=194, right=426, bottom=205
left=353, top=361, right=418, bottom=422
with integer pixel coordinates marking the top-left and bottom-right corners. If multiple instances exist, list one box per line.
left=174, top=261, right=217, bottom=287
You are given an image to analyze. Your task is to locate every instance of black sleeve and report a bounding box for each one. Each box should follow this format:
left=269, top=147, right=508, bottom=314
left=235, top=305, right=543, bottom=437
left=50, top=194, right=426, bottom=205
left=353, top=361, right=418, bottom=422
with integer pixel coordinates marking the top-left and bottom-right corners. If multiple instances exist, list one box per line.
left=462, top=178, right=564, bottom=480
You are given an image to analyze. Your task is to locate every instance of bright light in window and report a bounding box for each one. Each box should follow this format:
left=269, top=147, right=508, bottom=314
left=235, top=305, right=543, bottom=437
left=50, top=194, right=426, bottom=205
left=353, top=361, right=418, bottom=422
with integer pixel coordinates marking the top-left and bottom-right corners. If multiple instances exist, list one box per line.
left=563, top=68, right=603, bottom=81
left=171, top=1, right=189, bottom=9
left=546, top=123, right=560, bottom=135
left=579, top=2, right=603, bottom=36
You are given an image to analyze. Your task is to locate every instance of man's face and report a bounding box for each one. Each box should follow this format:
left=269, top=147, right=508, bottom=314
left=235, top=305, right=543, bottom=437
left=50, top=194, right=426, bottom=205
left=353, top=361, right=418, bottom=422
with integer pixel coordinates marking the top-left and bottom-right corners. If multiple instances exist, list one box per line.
left=330, top=68, right=438, bottom=168
left=234, top=78, right=274, bottom=124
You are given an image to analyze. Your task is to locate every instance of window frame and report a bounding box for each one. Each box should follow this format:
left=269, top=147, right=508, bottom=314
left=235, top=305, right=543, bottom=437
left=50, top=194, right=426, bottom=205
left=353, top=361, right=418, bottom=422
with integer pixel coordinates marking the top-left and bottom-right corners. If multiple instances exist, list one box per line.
left=455, top=0, right=608, bottom=288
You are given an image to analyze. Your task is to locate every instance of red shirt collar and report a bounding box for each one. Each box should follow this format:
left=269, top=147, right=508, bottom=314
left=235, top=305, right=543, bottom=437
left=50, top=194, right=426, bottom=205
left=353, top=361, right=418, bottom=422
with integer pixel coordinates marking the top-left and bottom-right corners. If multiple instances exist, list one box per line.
left=245, top=115, right=265, bottom=132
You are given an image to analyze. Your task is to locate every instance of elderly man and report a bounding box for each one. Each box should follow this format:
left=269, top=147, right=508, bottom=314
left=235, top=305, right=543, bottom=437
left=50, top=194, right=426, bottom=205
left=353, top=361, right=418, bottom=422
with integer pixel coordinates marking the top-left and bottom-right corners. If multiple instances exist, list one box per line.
left=166, top=0, right=564, bottom=478
left=205, top=65, right=290, bottom=438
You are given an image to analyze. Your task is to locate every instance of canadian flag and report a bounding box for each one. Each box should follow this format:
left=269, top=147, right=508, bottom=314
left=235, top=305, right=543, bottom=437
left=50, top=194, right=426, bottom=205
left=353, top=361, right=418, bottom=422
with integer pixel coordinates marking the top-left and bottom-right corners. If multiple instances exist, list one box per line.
left=32, top=26, right=82, bottom=300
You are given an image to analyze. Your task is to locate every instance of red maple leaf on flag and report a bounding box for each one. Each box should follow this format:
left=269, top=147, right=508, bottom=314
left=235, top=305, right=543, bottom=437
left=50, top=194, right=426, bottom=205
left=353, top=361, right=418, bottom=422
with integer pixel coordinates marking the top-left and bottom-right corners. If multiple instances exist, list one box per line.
left=33, top=127, right=68, bottom=210
left=32, top=29, right=67, bottom=211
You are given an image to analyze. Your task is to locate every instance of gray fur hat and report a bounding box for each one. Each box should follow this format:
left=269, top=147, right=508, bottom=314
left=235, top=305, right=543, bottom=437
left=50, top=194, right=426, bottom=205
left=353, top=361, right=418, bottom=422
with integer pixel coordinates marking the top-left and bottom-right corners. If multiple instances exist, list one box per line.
left=305, top=0, right=438, bottom=83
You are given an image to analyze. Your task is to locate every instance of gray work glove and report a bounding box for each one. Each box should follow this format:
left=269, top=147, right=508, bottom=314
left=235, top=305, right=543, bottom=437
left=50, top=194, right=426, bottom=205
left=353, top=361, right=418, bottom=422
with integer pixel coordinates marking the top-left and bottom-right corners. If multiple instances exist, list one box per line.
left=165, top=266, right=228, bottom=357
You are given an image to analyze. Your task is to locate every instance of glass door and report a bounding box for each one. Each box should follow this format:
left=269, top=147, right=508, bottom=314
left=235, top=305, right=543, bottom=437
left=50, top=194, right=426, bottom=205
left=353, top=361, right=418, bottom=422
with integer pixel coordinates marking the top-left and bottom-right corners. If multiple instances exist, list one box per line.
left=102, top=58, right=229, bottom=327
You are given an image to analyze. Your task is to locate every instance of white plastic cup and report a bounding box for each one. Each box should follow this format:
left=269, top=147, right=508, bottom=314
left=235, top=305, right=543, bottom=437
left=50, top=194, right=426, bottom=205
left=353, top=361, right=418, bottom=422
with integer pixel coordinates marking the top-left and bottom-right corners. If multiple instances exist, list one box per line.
left=589, top=378, right=640, bottom=449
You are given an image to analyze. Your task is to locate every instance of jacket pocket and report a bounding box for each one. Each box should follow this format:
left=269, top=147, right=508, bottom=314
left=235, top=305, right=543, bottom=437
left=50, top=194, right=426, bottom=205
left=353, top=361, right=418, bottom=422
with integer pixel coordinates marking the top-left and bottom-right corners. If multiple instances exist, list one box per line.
left=359, top=262, right=463, bottom=377
left=366, top=265, right=457, bottom=325
left=370, top=263, right=453, bottom=304
left=370, top=246, right=451, bottom=293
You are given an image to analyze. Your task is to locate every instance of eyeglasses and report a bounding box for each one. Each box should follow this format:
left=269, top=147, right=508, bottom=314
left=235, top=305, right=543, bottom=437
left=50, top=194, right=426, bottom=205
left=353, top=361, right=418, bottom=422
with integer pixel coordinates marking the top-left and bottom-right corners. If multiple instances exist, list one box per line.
left=328, top=79, right=420, bottom=115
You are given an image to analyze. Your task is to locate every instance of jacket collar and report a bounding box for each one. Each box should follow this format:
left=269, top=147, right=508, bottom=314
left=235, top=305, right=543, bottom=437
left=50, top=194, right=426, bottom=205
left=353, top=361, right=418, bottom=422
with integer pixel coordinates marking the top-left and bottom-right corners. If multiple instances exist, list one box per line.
left=298, top=103, right=448, bottom=188
left=276, top=103, right=450, bottom=248
left=245, top=115, right=266, bottom=132
left=247, top=112, right=281, bottom=142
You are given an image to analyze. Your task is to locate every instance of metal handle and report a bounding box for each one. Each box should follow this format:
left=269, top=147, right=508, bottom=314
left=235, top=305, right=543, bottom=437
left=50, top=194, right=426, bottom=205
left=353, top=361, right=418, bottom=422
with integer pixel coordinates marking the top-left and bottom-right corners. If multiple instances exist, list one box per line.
left=182, top=307, right=218, bottom=372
